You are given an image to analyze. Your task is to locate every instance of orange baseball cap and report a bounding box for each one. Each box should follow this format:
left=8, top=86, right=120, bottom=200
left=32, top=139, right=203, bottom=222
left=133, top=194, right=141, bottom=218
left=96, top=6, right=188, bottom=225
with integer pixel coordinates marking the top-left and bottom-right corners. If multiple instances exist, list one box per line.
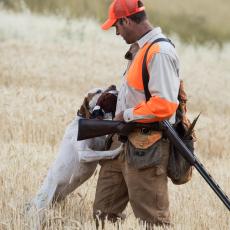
left=101, top=0, right=145, bottom=30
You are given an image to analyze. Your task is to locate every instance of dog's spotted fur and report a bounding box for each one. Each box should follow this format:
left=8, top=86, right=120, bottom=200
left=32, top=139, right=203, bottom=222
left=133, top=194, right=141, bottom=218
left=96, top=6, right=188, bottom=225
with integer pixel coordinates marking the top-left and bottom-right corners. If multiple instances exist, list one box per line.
left=28, top=85, right=122, bottom=228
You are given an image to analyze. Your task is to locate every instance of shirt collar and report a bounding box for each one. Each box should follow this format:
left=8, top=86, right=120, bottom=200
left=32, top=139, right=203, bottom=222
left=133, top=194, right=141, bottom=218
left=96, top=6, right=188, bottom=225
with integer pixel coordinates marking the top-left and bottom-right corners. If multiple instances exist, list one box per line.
left=137, top=27, right=162, bottom=48
left=124, top=27, right=162, bottom=60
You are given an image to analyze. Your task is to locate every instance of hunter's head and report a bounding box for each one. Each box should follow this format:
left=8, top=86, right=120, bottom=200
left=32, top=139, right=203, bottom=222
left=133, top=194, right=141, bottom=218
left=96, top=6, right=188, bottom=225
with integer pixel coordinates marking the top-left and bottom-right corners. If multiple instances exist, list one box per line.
left=102, top=0, right=151, bottom=44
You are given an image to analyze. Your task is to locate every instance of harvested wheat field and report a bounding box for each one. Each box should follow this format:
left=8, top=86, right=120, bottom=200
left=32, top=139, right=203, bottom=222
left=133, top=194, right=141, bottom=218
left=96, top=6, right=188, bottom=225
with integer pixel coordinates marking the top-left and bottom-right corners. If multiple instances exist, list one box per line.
left=0, top=10, right=229, bottom=230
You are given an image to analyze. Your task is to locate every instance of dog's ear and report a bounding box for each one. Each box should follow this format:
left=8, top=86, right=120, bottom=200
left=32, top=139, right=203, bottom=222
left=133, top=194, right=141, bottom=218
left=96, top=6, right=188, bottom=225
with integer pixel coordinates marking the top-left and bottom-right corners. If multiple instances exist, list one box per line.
left=96, top=93, right=117, bottom=117
left=104, top=85, right=116, bottom=93
left=77, top=97, right=90, bottom=118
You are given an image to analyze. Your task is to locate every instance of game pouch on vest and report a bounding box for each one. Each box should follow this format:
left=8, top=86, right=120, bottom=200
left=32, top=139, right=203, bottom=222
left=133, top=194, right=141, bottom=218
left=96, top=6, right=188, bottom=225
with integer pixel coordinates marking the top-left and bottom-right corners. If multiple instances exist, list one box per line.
left=166, top=80, right=195, bottom=185
left=126, top=130, right=163, bottom=169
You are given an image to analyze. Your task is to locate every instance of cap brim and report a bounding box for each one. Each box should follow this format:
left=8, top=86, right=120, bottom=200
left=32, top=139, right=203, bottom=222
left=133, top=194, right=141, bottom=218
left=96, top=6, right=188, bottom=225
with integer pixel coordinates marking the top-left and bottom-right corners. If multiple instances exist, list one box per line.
left=101, top=18, right=117, bottom=30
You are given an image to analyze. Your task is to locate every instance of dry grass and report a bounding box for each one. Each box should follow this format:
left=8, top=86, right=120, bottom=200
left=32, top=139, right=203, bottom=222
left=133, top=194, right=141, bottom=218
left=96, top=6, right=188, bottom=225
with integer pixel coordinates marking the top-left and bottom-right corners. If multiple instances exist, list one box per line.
left=0, top=11, right=230, bottom=229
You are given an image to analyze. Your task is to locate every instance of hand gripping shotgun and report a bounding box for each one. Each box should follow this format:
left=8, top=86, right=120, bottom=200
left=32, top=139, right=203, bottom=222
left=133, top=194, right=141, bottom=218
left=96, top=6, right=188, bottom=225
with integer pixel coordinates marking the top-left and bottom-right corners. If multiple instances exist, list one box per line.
left=77, top=118, right=230, bottom=211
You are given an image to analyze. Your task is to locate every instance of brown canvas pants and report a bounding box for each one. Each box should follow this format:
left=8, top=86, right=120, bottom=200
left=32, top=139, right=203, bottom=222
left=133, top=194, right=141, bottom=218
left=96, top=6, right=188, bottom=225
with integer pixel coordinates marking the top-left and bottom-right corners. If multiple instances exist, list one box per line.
left=93, top=139, right=170, bottom=228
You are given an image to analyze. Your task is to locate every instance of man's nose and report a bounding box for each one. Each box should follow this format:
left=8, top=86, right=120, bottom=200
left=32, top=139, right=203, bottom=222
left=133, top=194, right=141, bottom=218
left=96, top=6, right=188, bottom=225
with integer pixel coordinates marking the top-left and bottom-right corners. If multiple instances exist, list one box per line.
left=116, top=28, right=120, bottom=36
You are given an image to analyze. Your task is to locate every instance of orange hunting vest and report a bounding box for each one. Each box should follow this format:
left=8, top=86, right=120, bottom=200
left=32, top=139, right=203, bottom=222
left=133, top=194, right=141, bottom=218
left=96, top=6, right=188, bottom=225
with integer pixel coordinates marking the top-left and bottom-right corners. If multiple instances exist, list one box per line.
left=127, top=42, right=160, bottom=91
left=125, top=42, right=178, bottom=123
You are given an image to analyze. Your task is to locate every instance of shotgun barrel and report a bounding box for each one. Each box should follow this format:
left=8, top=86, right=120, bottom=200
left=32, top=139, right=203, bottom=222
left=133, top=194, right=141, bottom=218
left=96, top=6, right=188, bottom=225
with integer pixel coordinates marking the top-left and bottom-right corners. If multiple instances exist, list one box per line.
left=161, top=120, right=230, bottom=211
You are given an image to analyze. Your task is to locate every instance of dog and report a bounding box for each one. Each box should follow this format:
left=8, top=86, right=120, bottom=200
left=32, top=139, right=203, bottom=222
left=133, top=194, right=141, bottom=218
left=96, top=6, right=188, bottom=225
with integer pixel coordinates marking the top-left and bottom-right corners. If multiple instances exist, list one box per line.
left=27, top=85, right=122, bottom=227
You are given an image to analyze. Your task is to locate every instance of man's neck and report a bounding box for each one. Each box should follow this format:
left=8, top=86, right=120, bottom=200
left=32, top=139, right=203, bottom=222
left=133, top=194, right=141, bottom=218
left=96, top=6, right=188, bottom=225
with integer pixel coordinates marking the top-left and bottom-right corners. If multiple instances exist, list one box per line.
left=135, top=21, right=153, bottom=42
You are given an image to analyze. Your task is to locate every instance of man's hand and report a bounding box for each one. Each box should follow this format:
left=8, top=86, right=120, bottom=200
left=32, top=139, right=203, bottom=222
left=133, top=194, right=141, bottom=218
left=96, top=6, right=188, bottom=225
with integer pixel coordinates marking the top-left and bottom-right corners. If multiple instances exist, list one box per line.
left=113, top=111, right=124, bottom=121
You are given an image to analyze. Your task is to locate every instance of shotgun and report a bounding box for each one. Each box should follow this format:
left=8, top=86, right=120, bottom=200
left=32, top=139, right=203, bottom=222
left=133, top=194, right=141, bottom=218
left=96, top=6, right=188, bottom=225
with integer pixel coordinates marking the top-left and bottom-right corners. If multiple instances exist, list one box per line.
left=77, top=118, right=230, bottom=211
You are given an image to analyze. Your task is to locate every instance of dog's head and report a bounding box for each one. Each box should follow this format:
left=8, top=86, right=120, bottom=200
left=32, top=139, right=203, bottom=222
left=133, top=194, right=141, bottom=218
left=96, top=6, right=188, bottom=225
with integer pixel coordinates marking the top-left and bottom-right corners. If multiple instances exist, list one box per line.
left=77, top=85, right=118, bottom=119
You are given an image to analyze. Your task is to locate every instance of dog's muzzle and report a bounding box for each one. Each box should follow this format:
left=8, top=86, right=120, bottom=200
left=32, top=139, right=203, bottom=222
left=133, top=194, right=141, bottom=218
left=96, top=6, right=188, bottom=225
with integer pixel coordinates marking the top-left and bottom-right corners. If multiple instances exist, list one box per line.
left=91, top=105, right=105, bottom=119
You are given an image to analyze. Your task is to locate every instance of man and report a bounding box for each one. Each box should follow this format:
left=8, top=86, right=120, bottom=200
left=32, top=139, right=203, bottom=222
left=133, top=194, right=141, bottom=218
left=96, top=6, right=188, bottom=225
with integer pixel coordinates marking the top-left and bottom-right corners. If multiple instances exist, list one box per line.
left=93, top=0, right=180, bottom=228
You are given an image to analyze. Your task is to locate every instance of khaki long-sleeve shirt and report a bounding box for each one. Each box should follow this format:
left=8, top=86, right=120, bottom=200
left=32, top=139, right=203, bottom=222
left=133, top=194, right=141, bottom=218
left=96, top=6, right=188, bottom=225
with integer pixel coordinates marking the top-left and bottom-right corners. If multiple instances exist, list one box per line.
left=116, top=27, right=180, bottom=123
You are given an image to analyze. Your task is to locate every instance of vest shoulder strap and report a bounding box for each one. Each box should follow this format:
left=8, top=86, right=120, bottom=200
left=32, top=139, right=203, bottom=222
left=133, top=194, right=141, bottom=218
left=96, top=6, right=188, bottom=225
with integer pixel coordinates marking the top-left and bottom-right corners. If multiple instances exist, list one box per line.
left=142, top=38, right=175, bottom=101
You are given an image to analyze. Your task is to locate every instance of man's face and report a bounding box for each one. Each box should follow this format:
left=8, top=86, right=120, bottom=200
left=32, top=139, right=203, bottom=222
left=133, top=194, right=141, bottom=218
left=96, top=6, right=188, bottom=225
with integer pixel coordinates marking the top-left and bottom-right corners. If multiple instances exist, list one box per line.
left=114, top=18, right=135, bottom=44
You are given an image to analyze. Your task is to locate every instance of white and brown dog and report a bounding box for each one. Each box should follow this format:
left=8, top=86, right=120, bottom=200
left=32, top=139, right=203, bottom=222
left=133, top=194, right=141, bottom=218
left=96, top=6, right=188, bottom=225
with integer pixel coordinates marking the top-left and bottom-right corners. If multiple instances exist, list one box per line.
left=28, top=85, right=122, bottom=224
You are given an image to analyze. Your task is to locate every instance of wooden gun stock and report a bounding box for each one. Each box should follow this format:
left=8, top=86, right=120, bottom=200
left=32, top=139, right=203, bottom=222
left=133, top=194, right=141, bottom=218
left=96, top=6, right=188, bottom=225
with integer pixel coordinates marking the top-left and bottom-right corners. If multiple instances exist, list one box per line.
left=77, top=118, right=160, bottom=141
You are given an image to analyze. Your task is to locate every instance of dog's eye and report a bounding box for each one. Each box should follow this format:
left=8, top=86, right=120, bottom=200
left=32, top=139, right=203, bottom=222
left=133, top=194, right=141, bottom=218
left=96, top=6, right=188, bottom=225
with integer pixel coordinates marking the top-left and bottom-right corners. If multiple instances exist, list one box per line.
left=96, top=90, right=102, bottom=94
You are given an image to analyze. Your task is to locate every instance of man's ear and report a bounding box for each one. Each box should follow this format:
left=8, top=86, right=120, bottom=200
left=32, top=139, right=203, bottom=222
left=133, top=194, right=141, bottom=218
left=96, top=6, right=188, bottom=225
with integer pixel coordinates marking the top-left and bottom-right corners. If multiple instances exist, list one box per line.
left=123, top=17, right=130, bottom=26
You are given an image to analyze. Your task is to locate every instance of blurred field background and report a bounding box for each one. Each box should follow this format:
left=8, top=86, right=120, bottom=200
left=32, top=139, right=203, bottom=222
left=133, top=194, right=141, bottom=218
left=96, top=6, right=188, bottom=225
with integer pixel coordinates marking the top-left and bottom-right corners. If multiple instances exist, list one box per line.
left=0, top=1, right=230, bottom=229
left=1, top=0, right=230, bottom=44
